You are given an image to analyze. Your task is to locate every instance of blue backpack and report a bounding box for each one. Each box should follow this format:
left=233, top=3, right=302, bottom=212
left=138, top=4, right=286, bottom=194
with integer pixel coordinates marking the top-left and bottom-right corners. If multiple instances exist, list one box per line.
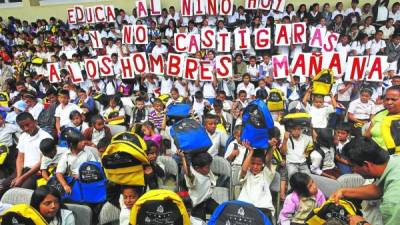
left=166, top=103, right=191, bottom=126
left=208, top=200, right=272, bottom=225
left=47, top=176, right=82, bottom=202
left=170, top=118, right=212, bottom=154
left=241, top=99, right=274, bottom=149
left=78, top=161, right=107, bottom=203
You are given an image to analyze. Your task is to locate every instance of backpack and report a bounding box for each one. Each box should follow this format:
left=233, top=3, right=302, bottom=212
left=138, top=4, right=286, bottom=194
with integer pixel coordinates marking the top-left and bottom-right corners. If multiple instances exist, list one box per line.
left=312, top=69, right=335, bottom=96
left=306, top=199, right=359, bottom=225
left=0, top=204, right=48, bottom=225
left=111, top=132, right=148, bottom=151
left=241, top=99, right=274, bottom=149
left=101, top=140, right=149, bottom=186
left=280, top=112, right=312, bottom=130
left=106, top=108, right=125, bottom=125
left=0, top=144, right=8, bottom=166
left=78, top=161, right=107, bottom=203
left=129, top=189, right=190, bottom=225
left=170, top=118, right=212, bottom=154
left=208, top=200, right=272, bottom=225
left=381, top=114, right=400, bottom=154
left=166, top=103, right=191, bottom=126
left=0, top=92, right=9, bottom=107
left=47, top=176, right=82, bottom=202
left=267, top=88, right=285, bottom=112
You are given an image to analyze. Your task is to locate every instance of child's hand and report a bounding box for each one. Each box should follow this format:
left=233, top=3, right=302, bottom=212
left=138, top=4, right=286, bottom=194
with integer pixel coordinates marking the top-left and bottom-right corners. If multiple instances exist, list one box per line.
left=242, top=140, right=253, bottom=153
left=269, top=138, right=278, bottom=147
left=63, top=184, right=72, bottom=194
left=283, top=131, right=290, bottom=140
left=177, top=150, right=185, bottom=158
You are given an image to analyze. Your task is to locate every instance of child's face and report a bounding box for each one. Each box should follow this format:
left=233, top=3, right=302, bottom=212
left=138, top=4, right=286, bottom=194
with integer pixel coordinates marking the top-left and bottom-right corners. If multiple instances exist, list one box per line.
left=195, top=164, right=210, bottom=176
left=147, top=147, right=158, bottom=162
left=307, top=179, right=318, bottom=196
left=58, top=94, right=69, bottom=105
left=136, top=100, right=144, bottom=109
left=239, top=93, right=247, bottom=102
left=204, top=118, right=217, bottom=134
left=109, top=99, right=117, bottom=108
left=171, top=91, right=179, bottom=100
left=94, top=119, right=105, bottom=131
left=249, top=58, right=256, bottom=65
left=313, top=97, right=324, bottom=108
left=290, top=127, right=302, bottom=138
left=141, top=126, right=151, bottom=136
left=44, top=149, right=57, bottom=159
left=243, top=76, right=250, bottom=84
left=258, top=80, right=266, bottom=88
left=71, top=115, right=82, bottom=126
left=153, top=102, right=163, bottom=112
left=98, top=147, right=106, bottom=156
left=335, top=130, right=349, bottom=142
left=250, top=157, right=264, bottom=175
left=122, top=188, right=139, bottom=209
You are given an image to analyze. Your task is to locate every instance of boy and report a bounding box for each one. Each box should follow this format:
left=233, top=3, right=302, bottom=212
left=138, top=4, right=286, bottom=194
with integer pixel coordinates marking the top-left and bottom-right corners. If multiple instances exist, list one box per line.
left=224, top=125, right=247, bottom=166
left=281, top=125, right=313, bottom=179
left=0, top=110, right=20, bottom=177
left=302, top=88, right=337, bottom=129
left=96, top=137, right=111, bottom=157
left=55, top=89, right=82, bottom=136
left=148, top=98, right=166, bottom=131
left=83, top=115, right=112, bottom=146
left=179, top=151, right=218, bottom=221
left=236, top=90, right=248, bottom=108
left=334, top=123, right=352, bottom=174
left=39, top=138, right=68, bottom=181
left=203, top=114, right=228, bottom=157
left=238, top=143, right=275, bottom=219
left=236, top=73, right=254, bottom=99
left=130, top=97, right=148, bottom=126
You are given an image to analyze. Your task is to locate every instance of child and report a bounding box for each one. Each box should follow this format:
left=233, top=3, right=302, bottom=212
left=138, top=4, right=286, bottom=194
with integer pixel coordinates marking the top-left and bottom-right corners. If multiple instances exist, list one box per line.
left=96, top=137, right=110, bottom=157
left=144, top=140, right=165, bottom=190
left=302, top=88, right=337, bottom=129
left=179, top=151, right=218, bottom=221
left=192, top=91, right=211, bottom=121
left=246, top=56, right=260, bottom=82
left=141, top=121, right=162, bottom=148
left=224, top=125, right=247, bottom=166
left=83, top=115, right=112, bottom=146
left=0, top=110, right=20, bottom=176
left=103, top=96, right=125, bottom=125
left=236, top=73, right=254, bottom=99
left=55, top=129, right=98, bottom=194
left=236, top=90, right=248, bottom=108
left=130, top=97, right=148, bottom=126
left=67, top=110, right=88, bottom=133
left=6, top=100, right=26, bottom=124
left=334, top=123, right=352, bottom=174
left=279, top=172, right=325, bottom=225
left=310, top=129, right=341, bottom=179
left=281, top=125, right=313, bottom=179
left=148, top=98, right=166, bottom=131
left=55, top=89, right=82, bottom=136
left=119, top=186, right=143, bottom=225
left=39, top=138, right=68, bottom=182
left=238, top=143, right=275, bottom=220
left=166, top=87, right=184, bottom=106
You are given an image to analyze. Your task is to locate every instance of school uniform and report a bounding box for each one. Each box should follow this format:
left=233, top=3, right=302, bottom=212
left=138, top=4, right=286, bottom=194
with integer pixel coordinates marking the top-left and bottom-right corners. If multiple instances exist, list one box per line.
left=55, top=103, right=83, bottom=128
left=306, top=104, right=335, bottom=129
left=285, top=134, right=313, bottom=179
left=366, top=39, right=386, bottom=55
left=310, top=146, right=337, bottom=177
left=40, top=147, right=68, bottom=171
left=56, top=148, right=98, bottom=176
left=236, top=82, right=255, bottom=99
left=207, top=130, right=228, bottom=157
left=224, top=140, right=247, bottom=166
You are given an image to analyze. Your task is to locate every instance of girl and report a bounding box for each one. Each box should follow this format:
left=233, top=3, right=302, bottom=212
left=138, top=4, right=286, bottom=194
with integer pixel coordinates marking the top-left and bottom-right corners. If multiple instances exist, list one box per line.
left=347, top=88, right=375, bottom=137
left=31, top=185, right=75, bottom=225
left=144, top=140, right=165, bottom=190
left=67, top=110, right=88, bottom=133
left=331, top=2, right=345, bottom=20
left=279, top=172, right=325, bottom=225
left=119, top=186, right=143, bottom=225
left=83, top=115, right=112, bottom=146
left=141, top=121, right=162, bottom=148
left=238, top=144, right=274, bottom=220
left=102, top=96, right=125, bottom=125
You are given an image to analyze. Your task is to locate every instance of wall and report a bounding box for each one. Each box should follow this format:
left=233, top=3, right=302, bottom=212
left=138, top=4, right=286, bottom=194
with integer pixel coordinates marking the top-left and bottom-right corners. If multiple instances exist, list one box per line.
left=0, top=0, right=396, bottom=22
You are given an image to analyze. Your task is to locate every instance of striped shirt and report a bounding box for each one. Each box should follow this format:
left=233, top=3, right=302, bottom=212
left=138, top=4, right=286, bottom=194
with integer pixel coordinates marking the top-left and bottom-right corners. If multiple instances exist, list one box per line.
left=148, top=110, right=165, bottom=130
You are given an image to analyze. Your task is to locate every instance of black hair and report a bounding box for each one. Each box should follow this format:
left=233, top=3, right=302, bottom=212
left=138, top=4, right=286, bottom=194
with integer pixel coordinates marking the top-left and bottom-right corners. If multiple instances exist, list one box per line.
left=69, top=110, right=81, bottom=120
left=335, top=122, right=351, bottom=133
left=91, top=115, right=104, bottom=126
left=256, top=88, right=268, bottom=100
left=16, top=112, right=34, bottom=123
left=39, top=138, right=57, bottom=155
left=315, top=128, right=334, bottom=148
left=242, top=73, right=251, bottom=79
left=203, top=114, right=217, bottom=124
left=238, top=90, right=247, bottom=96
left=386, top=85, right=400, bottom=93
left=191, top=152, right=213, bottom=168
left=360, top=87, right=373, bottom=96
left=252, top=149, right=266, bottom=163
left=342, top=137, right=389, bottom=166
left=135, top=96, right=145, bottom=102
left=58, top=89, right=69, bottom=97
left=31, top=186, right=67, bottom=225
left=97, top=137, right=110, bottom=150
left=145, top=140, right=158, bottom=153
left=61, top=128, right=85, bottom=149
left=120, top=185, right=145, bottom=197
left=213, top=99, right=223, bottom=109
left=194, top=91, right=203, bottom=99
left=289, top=172, right=313, bottom=197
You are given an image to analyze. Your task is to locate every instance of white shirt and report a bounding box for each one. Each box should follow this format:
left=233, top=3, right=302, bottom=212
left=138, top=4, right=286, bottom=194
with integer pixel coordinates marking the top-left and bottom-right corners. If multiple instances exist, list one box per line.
left=55, top=103, right=83, bottom=128
left=160, top=77, right=173, bottom=95
left=286, top=134, right=313, bottom=164
left=310, top=146, right=336, bottom=175
left=348, top=98, right=375, bottom=120
left=151, top=44, right=168, bottom=55
left=207, top=130, right=228, bottom=157
left=202, top=82, right=215, bottom=99
left=335, top=43, right=351, bottom=54
left=28, top=102, right=44, bottom=120
left=0, top=123, right=20, bottom=146
left=185, top=167, right=216, bottom=207
left=238, top=167, right=275, bottom=213
left=40, top=147, right=68, bottom=170
left=17, top=128, right=52, bottom=168
left=366, top=39, right=386, bottom=55
left=359, top=25, right=376, bottom=37
left=350, top=41, right=367, bottom=56
left=376, top=6, right=388, bottom=22
left=56, top=148, right=98, bottom=176
left=389, top=10, right=400, bottom=21
left=331, top=10, right=345, bottom=20
left=236, top=82, right=255, bottom=99
left=247, top=64, right=259, bottom=81
left=306, top=104, right=335, bottom=129
left=49, top=209, right=75, bottom=225
left=337, top=83, right=353, bottom=101
left=224, top=139, right=247, bottom=166
left=379, top=25, right=395, bottom=39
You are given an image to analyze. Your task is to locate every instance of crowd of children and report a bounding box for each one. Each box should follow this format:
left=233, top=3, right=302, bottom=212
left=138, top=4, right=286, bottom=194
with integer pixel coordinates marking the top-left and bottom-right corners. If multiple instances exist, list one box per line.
left=0, top=0, right=399, bottom=224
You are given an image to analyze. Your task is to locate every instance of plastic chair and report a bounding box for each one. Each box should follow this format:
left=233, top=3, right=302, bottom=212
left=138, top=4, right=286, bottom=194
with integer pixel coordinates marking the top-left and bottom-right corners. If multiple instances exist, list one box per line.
left=107, top=124, right=127, bottom=136
left=98, top=201, right=120, bottom=225
left=210, top=156, right=231, bottom=203
left=337, top=174, right=365, bottom=188
left=0, top=187, right=33, bottom=205
left=310, top=174, right=341, bottom=198
left=157, top=155, right=179, bottom=191
left=65, top=203, right=92, bottom=225
left=270, top=172, right=281, bottom=223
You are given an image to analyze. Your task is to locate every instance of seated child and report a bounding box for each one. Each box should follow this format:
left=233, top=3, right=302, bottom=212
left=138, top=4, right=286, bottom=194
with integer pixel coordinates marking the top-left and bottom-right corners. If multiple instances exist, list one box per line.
left=83, top=115, right=112, bottom=146
left=238, top=142, right=275, bottom=220
left=67, top=110, right=88, bottom=133
left=55, top=129, right=98, bottom=194
left=96, top=137, right=111, bottom=157
left=144, top=140, right=165, bottom=190
left=6, top=100, right=26, bottom=124
left=281, top=125, right=313, bottom=179
left=39, top=138, right=68, bottom=182
left=148, top=98, right=166, bottom=131
left=179, top=151, right=218, bottom=221
left=192, top=91, right=211, bottom=121
left=224, top=125, right=247, bottom=166
left=166, top=87, right=184, bottom=106
left=142, top=121, right=162, bottom=148
left=279, top=172, right=326, bottom=225
left=103, top=96, right=125, bottom=125
left=119, top=186, right=143, bottom=225
left=334, top=123, right=352, bottom=174
left=130, top=96, right=148, bottom=128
